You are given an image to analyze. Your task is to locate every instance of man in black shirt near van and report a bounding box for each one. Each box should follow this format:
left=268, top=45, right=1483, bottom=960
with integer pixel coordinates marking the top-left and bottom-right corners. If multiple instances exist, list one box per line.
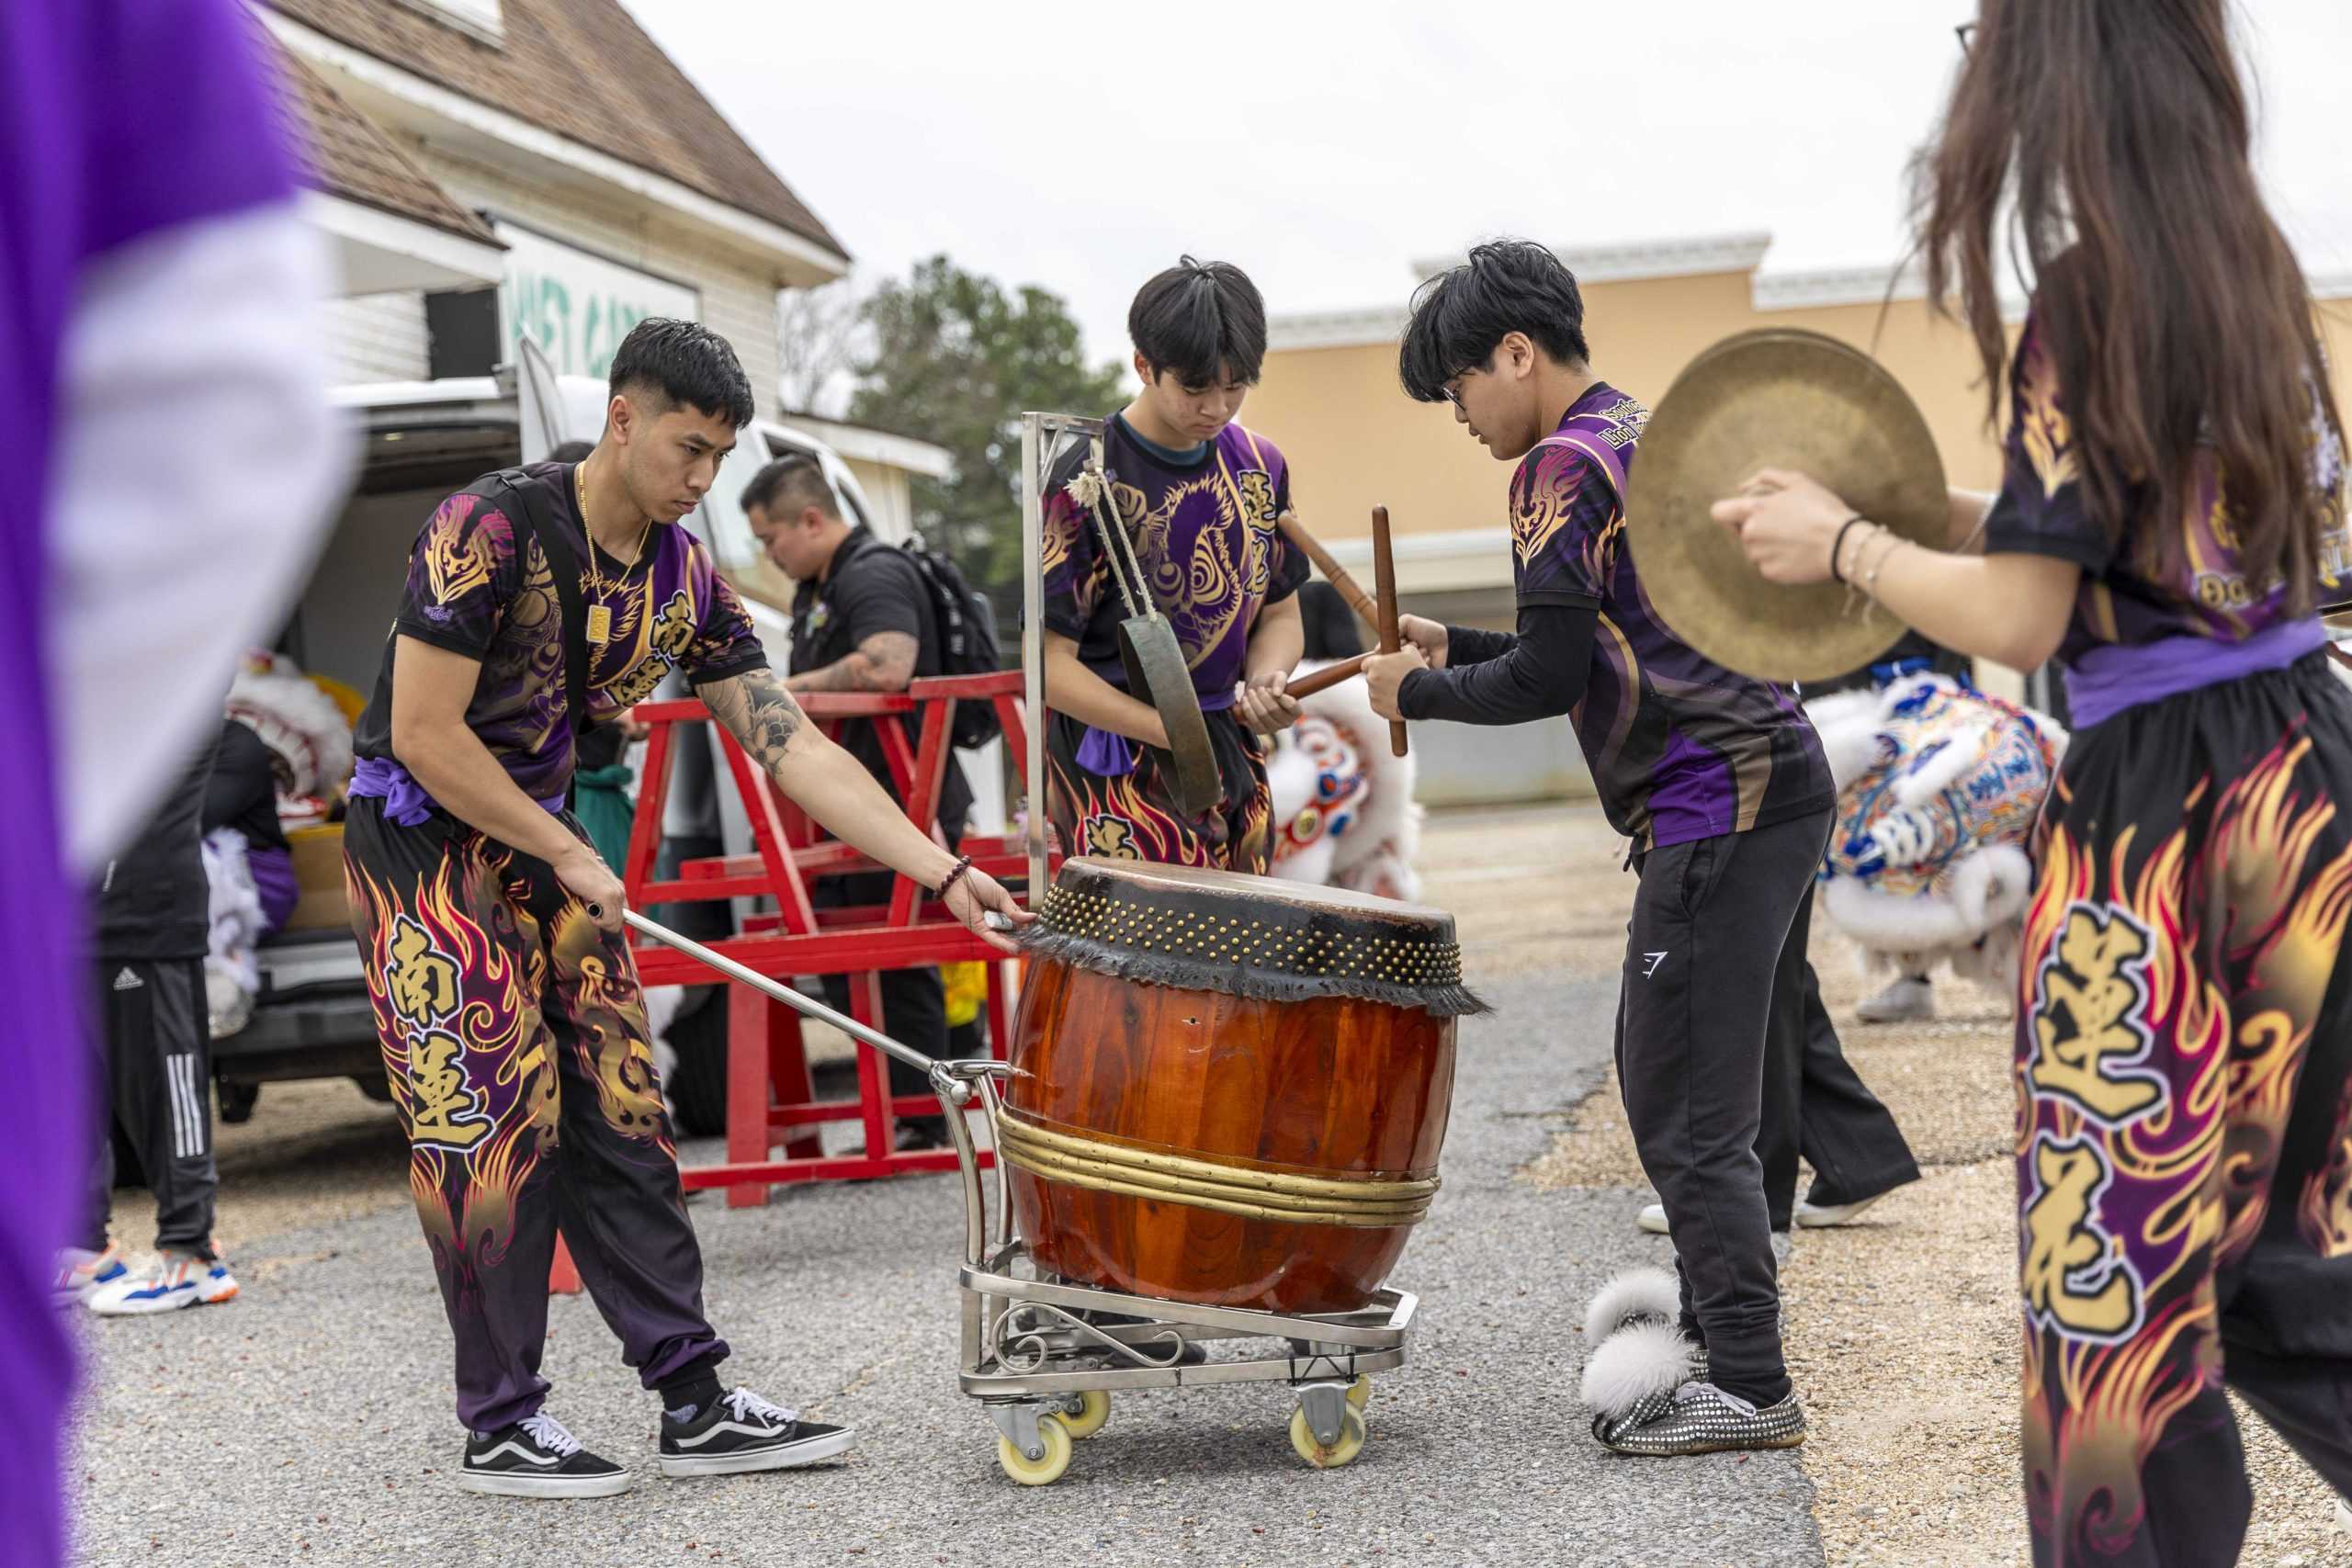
left=742, top=455, right=973, bottom=1149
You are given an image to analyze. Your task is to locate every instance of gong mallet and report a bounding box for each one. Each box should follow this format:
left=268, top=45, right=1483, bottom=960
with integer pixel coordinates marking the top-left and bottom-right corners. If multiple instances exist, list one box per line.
left=1283, top=653, right=1371, bottom=700
left=1276, top=511, right=1381, bottom=632
left=1372, top=505, right=1408, bottom=758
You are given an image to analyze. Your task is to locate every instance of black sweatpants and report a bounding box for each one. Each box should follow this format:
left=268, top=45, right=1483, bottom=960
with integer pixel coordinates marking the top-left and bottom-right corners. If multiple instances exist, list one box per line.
left=85, top=957, right=218, bottom=1259
left=1617, top=807, right=1831, bottom=1406
left=1758, top=889, right=1920, bottom=1230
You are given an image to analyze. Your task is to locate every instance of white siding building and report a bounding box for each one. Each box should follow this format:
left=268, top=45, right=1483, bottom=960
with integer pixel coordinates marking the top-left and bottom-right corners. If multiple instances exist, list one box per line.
left=259, top=0, right=849, bottom=413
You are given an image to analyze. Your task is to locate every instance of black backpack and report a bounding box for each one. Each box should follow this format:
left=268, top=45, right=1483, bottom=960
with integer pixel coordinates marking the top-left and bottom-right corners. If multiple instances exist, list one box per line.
left=898, top=536, right=1003, bottom=750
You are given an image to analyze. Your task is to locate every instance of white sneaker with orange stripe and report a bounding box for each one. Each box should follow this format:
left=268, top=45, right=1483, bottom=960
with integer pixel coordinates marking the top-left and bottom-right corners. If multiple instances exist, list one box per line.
left=88, top=1252, right=239, bottom=1316
left=52, top=1244, right=129, bottom=1306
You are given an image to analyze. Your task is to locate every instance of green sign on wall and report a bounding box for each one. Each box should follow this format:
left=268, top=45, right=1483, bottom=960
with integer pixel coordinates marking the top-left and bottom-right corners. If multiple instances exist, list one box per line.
left=494, top=220, right=700, bottom=380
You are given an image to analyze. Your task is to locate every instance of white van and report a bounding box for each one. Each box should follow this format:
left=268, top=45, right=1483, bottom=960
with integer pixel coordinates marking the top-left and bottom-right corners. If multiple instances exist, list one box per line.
left=218, top=353, right=919, bottom=1133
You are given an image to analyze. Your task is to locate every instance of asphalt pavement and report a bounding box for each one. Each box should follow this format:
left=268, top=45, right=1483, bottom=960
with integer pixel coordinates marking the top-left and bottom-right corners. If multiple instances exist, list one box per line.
left=74, top=976, right=1825, bottom=1568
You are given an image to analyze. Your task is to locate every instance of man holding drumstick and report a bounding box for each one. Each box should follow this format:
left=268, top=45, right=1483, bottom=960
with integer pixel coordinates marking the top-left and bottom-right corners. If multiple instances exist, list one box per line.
left=1362, top=241, right=1836, bottom=1456
left=1038, top=258, right=1308, bottom=872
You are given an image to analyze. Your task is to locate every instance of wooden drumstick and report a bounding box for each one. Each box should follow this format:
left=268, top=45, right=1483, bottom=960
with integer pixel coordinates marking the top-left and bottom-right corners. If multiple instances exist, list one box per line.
left=1372, top=505, right=1408, bottom=758
left=1276, top=511, right=1381, bottom=629
left=1283, top=653, right=1370, bottom=700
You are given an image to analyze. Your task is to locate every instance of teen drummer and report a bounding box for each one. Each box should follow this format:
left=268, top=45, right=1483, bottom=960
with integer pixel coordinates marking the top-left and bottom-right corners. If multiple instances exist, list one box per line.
left=1363, top=241, right=1837, bottom=1456
left=1038, top=258, right=1309, bottom=873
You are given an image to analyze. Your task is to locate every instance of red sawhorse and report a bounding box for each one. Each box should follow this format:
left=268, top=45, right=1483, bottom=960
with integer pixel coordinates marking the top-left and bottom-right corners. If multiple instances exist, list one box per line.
left=619, top=670, right=1056, bottom=1205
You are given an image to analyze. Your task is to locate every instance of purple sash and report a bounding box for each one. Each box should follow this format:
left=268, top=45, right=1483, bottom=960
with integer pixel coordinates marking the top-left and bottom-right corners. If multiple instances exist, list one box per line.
left=2063, top=617, right=2325, bottom=730
left=1075, top=686, right=1239, bottom=775
left=349, top=756, right=568, bottom=827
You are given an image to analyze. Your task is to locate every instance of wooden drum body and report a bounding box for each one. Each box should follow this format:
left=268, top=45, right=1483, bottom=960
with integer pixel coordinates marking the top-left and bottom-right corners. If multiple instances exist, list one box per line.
left=1004, top=858, right=1485, bottom=1315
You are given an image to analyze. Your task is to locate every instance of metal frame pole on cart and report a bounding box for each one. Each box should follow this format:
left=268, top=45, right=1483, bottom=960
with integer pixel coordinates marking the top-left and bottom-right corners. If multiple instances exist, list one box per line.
left=1020, top=412, right=1106, bottom=897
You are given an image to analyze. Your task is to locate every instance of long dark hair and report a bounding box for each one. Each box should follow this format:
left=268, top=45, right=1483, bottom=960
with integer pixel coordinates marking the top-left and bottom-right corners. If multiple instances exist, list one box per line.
left=1913, top=0, right=2343, bottom=609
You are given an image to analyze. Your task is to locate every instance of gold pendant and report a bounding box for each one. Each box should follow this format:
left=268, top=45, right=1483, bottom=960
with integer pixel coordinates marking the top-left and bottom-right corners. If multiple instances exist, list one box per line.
left=584, top=604, right=613, bottom=645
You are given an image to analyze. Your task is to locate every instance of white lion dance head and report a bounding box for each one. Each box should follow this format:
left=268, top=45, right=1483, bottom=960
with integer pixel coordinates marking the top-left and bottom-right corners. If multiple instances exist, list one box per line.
left=1268, top=660, right=1422, bottom=903
left=224, top=649, right=355, bottom=829
left=1807, top=673, right=2068, bottom=994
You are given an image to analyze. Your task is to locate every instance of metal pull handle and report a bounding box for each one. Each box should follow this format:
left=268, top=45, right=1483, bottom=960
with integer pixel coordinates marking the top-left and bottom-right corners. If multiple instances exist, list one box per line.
left=623, top=909, right=936, bottom=1076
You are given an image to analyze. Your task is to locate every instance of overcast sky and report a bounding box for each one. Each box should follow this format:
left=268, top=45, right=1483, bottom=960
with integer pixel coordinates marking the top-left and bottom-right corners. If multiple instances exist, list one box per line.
left=631, top=0, right=2352, bottom=372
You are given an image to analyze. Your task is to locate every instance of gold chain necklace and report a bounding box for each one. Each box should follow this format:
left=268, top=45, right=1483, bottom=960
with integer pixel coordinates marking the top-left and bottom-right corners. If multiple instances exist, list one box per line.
left=572, top=461, right=651, bottom=647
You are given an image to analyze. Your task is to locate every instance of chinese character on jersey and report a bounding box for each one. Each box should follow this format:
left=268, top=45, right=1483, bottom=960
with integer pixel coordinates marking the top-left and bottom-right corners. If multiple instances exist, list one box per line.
left=2030, top=905, right=2165, bottom=1124
left=407, top=1029, right=492, bottom=1150
left=386, top=915, right=460, bottom=1027
left=2022, top=1135, right=2143, bottom=1339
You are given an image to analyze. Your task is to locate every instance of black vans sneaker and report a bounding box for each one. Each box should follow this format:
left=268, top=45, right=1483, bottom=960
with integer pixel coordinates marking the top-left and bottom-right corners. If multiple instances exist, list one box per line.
left=458, top=1412, right=630, bottom=1497
left=657, top=1387, right=854, bottom=1478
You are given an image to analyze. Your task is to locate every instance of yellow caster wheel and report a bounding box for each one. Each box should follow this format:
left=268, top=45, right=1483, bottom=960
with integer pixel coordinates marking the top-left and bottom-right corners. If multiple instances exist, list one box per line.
left=1347, top=1375, right=1372, bottom=1411
left=997, top=1414, right=1073, bottom=1485
left=1289, top=1404, right=1368, bottom=1470
left=1059, top=1390, right=1112, bottom=1440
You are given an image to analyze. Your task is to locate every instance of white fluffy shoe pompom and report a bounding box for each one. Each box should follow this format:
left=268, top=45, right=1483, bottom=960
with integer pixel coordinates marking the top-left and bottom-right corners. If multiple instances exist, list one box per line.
left=1581, top=1320, right=1700, bottom=1418
left=1583, top=1264, right=1681, bottom=1343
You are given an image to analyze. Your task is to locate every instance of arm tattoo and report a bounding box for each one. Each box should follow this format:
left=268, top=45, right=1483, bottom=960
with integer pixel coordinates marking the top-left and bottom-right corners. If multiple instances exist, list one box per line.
left=697, top=666, right=807, bottom=771
left=784, top=630, right=920, bottom=694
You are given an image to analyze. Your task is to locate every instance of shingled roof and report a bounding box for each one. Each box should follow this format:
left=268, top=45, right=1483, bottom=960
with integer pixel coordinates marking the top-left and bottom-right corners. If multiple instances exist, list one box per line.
left=277, top=43, right=499, bottom=246
left=262, top=0, right=845, bottom=262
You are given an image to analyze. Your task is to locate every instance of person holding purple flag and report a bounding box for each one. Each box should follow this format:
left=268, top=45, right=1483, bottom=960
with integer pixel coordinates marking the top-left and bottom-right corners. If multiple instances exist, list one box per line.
left=342, top=317, right=1029, bottom=1497
left=3, top=1, right=348, bottom=1563
left=1716, top=4, right=2352, bottom=1559
left=1039, top=258, right=1309, bottom=872
left=1361, top=241, right=1836, bottom=1456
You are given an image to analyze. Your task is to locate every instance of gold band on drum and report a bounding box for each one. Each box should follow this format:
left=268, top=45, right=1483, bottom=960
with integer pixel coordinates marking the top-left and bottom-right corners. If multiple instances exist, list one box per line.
left=996, top=1108, right=1439, bottom=1228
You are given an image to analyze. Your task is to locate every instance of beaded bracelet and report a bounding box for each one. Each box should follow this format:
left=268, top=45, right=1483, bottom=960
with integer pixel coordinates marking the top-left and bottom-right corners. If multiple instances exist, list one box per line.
left=1861, top=528, right=1905, bottom=605
left=935, top=853, right=975, bottom=901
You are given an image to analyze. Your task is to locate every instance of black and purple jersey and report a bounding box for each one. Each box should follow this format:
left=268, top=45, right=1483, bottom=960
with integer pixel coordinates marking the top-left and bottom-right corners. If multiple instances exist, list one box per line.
left=1985, top=309, right=2350, bottom=720
left=354, top=462, right=768, bottom=802
left=1039, top=417, right=1309, bottom=697
left=1520, top=383, right=1833, bottom=849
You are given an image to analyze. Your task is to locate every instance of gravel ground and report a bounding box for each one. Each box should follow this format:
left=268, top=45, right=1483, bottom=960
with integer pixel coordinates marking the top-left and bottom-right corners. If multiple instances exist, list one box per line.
left=71, top=804, right=1824, bottom=1568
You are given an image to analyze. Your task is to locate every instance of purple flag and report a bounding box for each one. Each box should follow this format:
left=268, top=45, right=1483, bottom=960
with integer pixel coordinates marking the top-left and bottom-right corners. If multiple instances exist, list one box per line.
left=0, top=3, right=300, bottom=1563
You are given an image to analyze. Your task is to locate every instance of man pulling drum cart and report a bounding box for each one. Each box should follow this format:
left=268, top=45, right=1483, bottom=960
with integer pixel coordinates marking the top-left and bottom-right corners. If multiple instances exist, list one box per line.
left=631, top=855, right=1481, bottom=1487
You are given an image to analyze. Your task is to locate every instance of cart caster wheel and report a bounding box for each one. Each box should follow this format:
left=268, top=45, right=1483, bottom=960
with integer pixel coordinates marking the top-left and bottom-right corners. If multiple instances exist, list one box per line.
left=1347, top=1375, right=1372, bottom=1411
left=998, top=1415, right=1074, bottom=1485
left=1289, top=1404, right=1368, bottom=1470
left=1059, top=1389, right=1112, bottom=1440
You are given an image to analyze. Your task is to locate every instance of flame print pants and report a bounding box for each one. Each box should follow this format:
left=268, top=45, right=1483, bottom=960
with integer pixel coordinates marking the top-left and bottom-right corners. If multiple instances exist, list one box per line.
left=1045, top=708, right=1272, bottom=872
left=344, top=797, right=727, bottom=1433
left=2018, top=653, right=2352, bottom=1565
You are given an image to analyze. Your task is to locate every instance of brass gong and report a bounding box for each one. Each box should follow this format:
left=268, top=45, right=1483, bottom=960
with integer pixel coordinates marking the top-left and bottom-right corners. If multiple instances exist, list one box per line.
left=1624, top=329, right=1948, bottom=683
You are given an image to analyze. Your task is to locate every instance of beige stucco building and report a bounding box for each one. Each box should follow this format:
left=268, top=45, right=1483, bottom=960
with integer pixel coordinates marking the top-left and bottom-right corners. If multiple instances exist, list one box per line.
left=1249, top=234, right=2352, bottom=802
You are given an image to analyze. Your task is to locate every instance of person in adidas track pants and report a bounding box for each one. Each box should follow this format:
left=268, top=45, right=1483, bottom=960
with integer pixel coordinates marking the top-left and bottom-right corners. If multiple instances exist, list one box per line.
left=55, top=737, right=240, bottom=1315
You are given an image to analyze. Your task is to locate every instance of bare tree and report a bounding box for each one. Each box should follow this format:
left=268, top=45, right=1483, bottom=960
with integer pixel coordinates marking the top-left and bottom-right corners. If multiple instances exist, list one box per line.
left=776, top=278, right=866, bottom=418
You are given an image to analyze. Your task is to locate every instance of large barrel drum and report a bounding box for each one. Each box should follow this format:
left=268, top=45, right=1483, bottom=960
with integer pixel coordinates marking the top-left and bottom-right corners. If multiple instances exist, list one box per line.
left=1004, top=857, right=1485, bottom=1314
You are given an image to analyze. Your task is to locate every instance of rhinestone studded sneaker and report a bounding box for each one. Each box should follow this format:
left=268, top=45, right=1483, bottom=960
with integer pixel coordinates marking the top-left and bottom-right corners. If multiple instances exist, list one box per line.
left=1594, top=1381, right=1805, bottom=1457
